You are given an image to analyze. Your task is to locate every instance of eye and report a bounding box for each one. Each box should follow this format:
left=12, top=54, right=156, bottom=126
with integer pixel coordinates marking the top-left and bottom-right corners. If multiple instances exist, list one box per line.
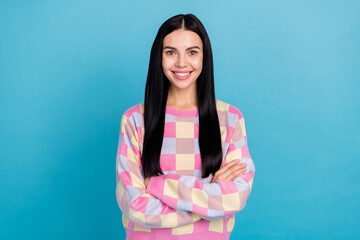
left=166, top=51, right=175, bottom=55
left=189, top=50, right=198, bottom=55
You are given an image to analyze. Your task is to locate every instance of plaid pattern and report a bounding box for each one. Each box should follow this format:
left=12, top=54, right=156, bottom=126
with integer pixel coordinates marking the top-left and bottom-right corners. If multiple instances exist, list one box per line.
left=116, top=99, right=255, bottom=238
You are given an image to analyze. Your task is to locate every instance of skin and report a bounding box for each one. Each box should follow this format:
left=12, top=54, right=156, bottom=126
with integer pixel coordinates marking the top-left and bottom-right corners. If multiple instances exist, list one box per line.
left=162, top=28, right=202, bottom=110
left=145, top=161, right=247, bottom=188
left=144, top=28, right=247, bottom=188
left=210, top=160, right=247, bottom=183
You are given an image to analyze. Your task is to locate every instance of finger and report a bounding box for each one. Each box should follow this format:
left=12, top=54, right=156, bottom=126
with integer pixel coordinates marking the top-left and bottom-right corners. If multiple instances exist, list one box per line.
left=226, top=159, right=241, bottom=165
left=237, top=168, right=247, bottom=177
left=217, top=160, right=240, bottom=174
left=214, top=161, right=245, bottom=182
left=221, top=170, right=241, bottom=182
left=215, top=164, right=234, bottom=176
left=221, top=159, right=239, bottom=167
left=228, top=168, right=247, bottom=181
left=226, top=160, right=246, bottom=170
left=221, top=164, right=247, bottom=181
left=228, top=163, right=247, bottom=172
left=231, top=171, right=245, bottom=181
left=219, top=167, right=237, bottom=181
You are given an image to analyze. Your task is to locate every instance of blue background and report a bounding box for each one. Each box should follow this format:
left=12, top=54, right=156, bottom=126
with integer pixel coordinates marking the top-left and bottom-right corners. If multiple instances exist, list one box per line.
left=1, top=1, right=359, bottom=239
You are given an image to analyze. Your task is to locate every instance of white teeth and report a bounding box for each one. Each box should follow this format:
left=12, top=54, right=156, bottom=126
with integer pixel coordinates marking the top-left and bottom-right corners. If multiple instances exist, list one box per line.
left=174, top=72, right=191, bottom=76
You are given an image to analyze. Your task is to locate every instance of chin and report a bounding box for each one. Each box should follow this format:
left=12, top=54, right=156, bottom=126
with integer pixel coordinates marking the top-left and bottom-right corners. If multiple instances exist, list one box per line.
left=171, top=80, right=196, bottom=89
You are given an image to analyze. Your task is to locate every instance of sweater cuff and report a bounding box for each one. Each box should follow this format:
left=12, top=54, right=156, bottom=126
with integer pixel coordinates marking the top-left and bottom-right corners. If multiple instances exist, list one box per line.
left=145, top=175, right=166, bottom=198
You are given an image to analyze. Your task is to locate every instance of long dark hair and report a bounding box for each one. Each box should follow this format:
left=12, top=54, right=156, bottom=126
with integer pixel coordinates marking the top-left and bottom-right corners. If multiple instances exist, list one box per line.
left=142, top=13, right=222, bottom=179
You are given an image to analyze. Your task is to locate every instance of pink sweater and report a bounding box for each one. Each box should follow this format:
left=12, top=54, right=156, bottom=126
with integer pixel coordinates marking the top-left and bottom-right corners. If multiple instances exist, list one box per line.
left=115, top=99, right=255, bottom=240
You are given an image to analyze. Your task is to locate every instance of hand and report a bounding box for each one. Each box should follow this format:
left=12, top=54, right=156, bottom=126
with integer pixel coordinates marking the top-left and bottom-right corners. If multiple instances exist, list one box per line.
left=144, top=176, right=151, bottom=188
left=210, top=160, right=247, bottom=183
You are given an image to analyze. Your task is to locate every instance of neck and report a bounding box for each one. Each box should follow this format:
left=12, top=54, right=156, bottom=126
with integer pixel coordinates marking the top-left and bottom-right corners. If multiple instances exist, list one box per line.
left=167, top=85, right=198, bottom=110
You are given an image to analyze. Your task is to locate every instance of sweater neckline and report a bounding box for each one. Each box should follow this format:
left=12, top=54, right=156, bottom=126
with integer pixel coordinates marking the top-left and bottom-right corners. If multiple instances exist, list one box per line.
left=165, top=106, right=198, bottom=117
left=165, top=99, right=218, bottom=118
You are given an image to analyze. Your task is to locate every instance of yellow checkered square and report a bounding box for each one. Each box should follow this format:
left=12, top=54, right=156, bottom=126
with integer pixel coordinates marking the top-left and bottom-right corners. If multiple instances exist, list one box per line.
left=220, top=126, right=227, bottom=142
left=172, top=222, right=194, bottom=235
left=176, top=154, right=195, bottom=170
left=209, top=218, right=223, bottom=233
left=127, top=147, right=138, bottom=164
left=130, top=133, right=139, bottom=148
left=130, top=171, right=143, bottom=188
left=122, top=214, right=129, bottom=228
left=222, top=193, right=240, bottom=211
left=141, top=127, right=144, bottom=142
left=225, top=147, right=242, bottom=163
left=227, top=216, right=235, bottom=232
left=134, top=224, right=151, bottom=232
left=240, top=117, right=246, bottom=137
left=249, top=178, right=254, bottom=191
left=176, top=122, right=194, bottom=138
left=139, top=103, right=144, bottom=113
left=191, top=188, right=208, bottom=208
left=129, top=207, right=145, bottom=224
left=161, top=213, right=178, bottom=227
left=216, top=101, right=230, bottom=112
left=117, top=179, right=125, bottom=196
left=164, top=179, right=179, bottom=198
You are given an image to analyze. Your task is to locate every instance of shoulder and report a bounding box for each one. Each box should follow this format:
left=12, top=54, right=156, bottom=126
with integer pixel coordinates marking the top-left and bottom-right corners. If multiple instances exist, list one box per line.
left=216, top=99, right=244, bottom=121
left=122, top=102, right=144, bottom=118
left=120, top=102, right=144, bottom=129
left=216, top=99, right=249, bottom=142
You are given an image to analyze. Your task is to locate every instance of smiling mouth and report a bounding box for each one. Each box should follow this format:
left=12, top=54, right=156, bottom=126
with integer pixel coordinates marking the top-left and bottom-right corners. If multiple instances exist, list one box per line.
left=172, top=71, right=192, bottom=76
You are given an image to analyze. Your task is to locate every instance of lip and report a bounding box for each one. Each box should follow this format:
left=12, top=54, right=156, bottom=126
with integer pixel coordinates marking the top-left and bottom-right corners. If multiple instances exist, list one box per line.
left=173, top=70, right=192, bottom=73
left=172, top=71, right=192, bottom=80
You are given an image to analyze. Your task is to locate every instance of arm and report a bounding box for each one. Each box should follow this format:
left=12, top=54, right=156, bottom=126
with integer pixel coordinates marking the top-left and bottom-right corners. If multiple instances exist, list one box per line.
left=116, top=112, right=203, bottom=228
left=146, top=112, right=255, bottom=220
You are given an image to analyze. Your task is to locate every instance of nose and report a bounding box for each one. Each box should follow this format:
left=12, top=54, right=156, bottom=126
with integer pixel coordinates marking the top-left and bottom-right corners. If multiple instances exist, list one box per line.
left=175, top=53, right=187, bottom=67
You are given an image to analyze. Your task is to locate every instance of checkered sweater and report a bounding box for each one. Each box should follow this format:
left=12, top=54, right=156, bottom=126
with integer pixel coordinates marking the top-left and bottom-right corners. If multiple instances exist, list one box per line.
left=115, top=99, right=255, bottom=240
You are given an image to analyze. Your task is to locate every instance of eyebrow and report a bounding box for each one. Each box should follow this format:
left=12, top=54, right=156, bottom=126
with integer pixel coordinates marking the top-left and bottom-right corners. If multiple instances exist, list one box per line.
left=163, top=46, right=201, bottom=51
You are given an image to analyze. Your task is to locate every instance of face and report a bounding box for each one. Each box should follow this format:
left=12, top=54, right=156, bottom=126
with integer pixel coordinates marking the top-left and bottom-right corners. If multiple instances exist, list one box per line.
left=162, top=28, right=203, bottom=92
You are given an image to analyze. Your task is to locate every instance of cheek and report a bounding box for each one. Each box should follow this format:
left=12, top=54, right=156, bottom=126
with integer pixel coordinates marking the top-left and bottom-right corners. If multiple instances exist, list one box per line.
left=162, top=57, right=173, bottom=70
left=192, top=57, right=203, bottom=70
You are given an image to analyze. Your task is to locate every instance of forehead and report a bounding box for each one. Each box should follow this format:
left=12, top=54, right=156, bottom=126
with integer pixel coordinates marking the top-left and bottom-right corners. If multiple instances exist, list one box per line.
left=163, top=29, right=203, bottom=48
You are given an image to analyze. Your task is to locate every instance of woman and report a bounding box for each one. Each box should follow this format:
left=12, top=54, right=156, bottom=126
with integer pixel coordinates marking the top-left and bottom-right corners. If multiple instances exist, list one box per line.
left=116, top=13, right=255, bottom=240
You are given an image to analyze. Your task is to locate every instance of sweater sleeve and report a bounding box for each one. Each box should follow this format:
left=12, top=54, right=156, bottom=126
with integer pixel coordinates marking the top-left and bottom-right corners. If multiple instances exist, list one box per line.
left=146, top=112, right=255, bottom=220
left=116, top=112, right=203, bottom=228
